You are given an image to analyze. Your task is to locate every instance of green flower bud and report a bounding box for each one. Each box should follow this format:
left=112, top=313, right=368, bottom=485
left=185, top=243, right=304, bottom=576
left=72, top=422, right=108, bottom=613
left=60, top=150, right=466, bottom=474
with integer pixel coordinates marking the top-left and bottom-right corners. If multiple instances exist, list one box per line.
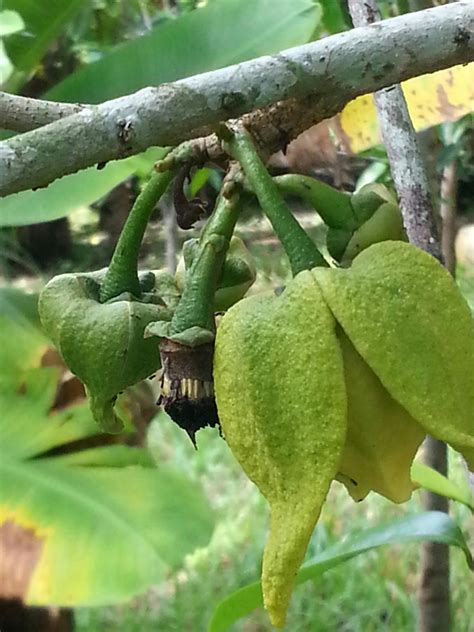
left=214, top=240, right=474, bottom=627
left=39, top=269, right=175, bottom=432
left=327, top=184, right=406, bottom=263
left=175, top=236, right=256, bottom=312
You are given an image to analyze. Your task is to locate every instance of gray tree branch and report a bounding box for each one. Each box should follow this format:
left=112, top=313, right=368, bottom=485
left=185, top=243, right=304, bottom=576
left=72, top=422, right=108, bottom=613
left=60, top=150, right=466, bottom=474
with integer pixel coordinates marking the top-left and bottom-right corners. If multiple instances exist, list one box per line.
left=0, top=1, right=472, bottom=198
left=0, top=92, right=86, bottom=133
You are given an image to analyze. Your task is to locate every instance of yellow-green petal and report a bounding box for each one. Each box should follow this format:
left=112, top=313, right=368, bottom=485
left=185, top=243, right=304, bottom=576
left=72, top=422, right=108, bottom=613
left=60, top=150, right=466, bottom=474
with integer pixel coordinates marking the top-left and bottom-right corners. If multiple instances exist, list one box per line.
left=336, top=329, right=425, bottom=503
left=314, top=241, right=474, bottom=469
left=214, top=271, right=347, bottom=627
left=341, top=202, right=405, bottom=265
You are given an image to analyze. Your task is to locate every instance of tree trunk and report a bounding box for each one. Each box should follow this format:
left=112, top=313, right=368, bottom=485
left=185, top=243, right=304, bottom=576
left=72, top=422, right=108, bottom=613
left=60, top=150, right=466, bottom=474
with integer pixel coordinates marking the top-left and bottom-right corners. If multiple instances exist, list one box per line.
left=439, top=162, right=457, bottom=276
left=418, top=159, right=458, bottom=632
left=418, top=438, right=451, bottom=632
left=0, top=599, right=74, bottom=632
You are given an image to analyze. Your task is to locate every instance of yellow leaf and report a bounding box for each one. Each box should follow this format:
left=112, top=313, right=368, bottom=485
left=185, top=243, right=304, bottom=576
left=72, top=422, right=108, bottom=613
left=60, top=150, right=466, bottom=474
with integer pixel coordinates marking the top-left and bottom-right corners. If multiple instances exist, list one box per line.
left=335, top=329, right=425, bottom=504
left=337, top=64, right=474, bottom=153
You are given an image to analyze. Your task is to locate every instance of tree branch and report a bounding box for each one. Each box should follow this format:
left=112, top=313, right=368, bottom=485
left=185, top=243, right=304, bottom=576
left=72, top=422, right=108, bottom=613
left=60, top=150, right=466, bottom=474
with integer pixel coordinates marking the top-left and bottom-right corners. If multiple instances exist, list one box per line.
left=0, top=1, right=473, bottom=198
left=0, top=93, right=86, bottom=133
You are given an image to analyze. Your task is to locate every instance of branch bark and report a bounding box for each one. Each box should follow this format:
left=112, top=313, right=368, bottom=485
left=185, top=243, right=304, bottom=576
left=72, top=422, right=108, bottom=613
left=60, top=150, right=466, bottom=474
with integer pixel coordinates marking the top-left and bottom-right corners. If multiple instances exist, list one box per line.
left=0, top=1, right=473, bottom=198
left=0, top=93, right=85, bottom=133
left=418, top=437, right=450, bottom=632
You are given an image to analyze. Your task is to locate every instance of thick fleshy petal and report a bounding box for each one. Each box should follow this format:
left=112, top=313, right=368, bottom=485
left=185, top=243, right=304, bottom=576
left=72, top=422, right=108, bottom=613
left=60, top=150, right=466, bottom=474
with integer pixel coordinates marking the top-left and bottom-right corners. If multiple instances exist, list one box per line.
left=336, top=329, right=425, bottom=503
left=314, top=241, right=474, bottom=469
left=39, top=272, right=170, bottom=432
left=214, top=271, right=347, bottom=627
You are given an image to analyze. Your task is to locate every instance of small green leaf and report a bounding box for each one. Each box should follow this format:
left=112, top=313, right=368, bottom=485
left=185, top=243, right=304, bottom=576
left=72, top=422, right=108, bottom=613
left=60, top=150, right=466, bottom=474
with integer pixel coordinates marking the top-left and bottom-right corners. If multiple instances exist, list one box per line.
left=42, top=445, right=156, bottom=468
left=0, top=10, right=25, bottom=37
left=190, top=167, right=212, bottom=197
left=208, top=511, right=473, bottom=632
left=437, top=143, right=461, bottom=171
left=411, top=461, right=474, bottom=511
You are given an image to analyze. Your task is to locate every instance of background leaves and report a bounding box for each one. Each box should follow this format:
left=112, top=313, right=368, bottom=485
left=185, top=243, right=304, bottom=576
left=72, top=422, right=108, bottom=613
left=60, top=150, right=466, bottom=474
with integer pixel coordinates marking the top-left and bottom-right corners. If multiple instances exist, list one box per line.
left=48, top=0, right=321, bottom=103
left=0, top=294, right=215, bottom=606
left=208, top=511, right=473, bottom=632
left=2, top=0, right=84, bottom=91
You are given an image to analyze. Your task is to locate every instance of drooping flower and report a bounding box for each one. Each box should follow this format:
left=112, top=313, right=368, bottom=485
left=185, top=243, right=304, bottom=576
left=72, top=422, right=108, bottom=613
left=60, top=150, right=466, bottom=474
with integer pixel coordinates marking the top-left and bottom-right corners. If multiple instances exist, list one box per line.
left=214, top=241, right=474, bottom=627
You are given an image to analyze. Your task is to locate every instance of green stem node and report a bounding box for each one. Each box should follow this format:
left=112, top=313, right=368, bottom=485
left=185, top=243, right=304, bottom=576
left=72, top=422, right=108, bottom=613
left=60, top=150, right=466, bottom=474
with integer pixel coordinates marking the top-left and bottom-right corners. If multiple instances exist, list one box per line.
left=170, top=191, right=240, bottom=338
left=224, top=128, right=328, bottom=275
left=100, top=168, right=174, bottom=302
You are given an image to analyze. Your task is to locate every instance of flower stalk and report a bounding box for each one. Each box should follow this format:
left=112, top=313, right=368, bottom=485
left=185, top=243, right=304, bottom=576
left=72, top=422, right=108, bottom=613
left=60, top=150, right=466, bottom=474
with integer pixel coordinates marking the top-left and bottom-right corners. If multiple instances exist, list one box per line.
left=223, top=126, right=328, bottom=275
left=100, top=167, right=174, bottom=302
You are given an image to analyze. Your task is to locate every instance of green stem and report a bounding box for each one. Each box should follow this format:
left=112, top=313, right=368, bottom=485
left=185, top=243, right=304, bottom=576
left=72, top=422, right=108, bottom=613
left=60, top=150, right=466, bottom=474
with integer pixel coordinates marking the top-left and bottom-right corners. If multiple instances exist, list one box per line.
left=224, top=128, right=328, bottom=275
left=170, top=192, right=240, bottom=337
left=274, top=174, right=357, bottom=231
left=100, top=168, right=174, bottom=302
